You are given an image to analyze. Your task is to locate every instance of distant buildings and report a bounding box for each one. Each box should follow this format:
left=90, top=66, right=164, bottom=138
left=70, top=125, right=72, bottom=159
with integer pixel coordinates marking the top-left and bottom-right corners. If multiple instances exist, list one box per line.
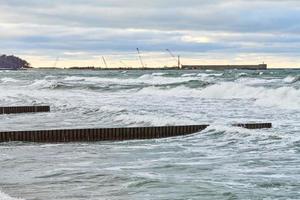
left=0, top=55, right=31, bottom=70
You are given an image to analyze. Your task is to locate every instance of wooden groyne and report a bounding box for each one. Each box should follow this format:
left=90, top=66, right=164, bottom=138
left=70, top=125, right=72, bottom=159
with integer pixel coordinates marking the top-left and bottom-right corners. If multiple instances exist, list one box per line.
left=0, top=106, right=50, bottom=114
left=0, top=125, right=209, bottom=143
left=233, top=123, right=272, bottom=129
left=0, top=123, right=272, bottom=143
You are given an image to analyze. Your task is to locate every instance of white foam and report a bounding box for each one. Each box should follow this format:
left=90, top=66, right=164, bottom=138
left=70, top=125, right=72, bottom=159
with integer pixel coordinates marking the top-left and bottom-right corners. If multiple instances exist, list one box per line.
left=114, top=113, right=196, bottom=126
left=28, top=79, right=58, bottom=89
left=283, top=75, right=300, bottom=84
left=181, top=73, right=197, bottom=77
left=197, top=73, right=222, bottom=78
left=63, top=74, right=205, bottom=86
left=138, top=82, right=300, bottom=109
left=0, top=191, right=24, bottom=200
left=235, top=77, right=280, bottom=85
left=1, top=78, right=19, bottom=83
left=237, top=72, right=248, bottom=77
left=197, top=82, right=300, bottom=109
left=64, top=76, right=85, bottom=81
left=151, top=72, right=166, bottom=76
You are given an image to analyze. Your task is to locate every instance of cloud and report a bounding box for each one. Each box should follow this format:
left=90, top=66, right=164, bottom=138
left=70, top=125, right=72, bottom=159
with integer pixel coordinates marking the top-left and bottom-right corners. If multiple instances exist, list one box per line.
left=0, top=0, right=300, bottom=67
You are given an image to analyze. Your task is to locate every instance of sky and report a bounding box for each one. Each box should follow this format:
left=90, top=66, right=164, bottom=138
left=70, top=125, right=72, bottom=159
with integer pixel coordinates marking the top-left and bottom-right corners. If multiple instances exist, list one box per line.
left=0, top=0, right=300, bottom=68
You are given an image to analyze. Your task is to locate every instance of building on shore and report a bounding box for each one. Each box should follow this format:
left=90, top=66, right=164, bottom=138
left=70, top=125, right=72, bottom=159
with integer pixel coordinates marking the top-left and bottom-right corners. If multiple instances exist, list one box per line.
left=181, top=64, right=267, bottom=70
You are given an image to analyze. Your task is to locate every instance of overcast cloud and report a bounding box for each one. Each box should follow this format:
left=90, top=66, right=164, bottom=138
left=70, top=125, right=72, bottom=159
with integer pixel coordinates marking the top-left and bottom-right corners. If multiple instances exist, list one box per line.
left=0, top=0, right=300, bottom=67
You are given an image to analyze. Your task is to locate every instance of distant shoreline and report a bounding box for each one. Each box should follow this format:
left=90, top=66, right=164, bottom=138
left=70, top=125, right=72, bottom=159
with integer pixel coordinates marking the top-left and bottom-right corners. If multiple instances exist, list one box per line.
left=2, top=67, right=300, bottom=71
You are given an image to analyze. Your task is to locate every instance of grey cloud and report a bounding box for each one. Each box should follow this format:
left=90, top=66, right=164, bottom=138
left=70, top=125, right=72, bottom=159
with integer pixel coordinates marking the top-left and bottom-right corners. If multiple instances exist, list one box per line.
left=1, top=0, right=300, bottom=63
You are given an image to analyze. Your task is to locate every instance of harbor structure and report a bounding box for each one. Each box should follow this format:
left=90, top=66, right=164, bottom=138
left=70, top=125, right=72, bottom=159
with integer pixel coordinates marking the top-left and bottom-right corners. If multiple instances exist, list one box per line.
left=0, top=123, right=271, bottom=143
left=181, top=64, right=267, bottom=70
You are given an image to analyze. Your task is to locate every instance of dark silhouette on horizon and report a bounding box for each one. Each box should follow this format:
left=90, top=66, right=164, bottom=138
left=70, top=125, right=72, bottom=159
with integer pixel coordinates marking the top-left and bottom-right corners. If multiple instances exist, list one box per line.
left=0, top=54, right=31, bottom=69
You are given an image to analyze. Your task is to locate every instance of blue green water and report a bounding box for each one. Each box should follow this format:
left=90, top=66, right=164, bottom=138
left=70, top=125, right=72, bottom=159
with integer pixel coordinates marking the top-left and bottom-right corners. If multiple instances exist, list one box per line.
left=0, top=69, right=300, bottom=199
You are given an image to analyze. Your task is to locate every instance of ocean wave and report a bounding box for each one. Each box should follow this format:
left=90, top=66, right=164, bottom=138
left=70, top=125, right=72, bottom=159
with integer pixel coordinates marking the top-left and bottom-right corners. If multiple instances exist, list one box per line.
left=283, top=75, right=300, bottom=84
left=138, top=82, right=300, bottom=109
left=181, top=73, right=197, bottom=77
left=151, top=72, right=167, bottom=76
left=237, top=72, right=248, bottom=77
left=113, top=113, right=196, bottom=126
left=196, top=124, right=286, bottom=144
left=1, top=78, right=19, bottom=83
left=235, top=77, right=280, bottom=85
left=28, top=79, right=59, bottom=89
left=191, top=83, right=300, bottom=109
left=197, top=73, right=223, bottom=77
left=0, top=191, right=24, bottom=200
left=62, top=75, right=211, bottom=88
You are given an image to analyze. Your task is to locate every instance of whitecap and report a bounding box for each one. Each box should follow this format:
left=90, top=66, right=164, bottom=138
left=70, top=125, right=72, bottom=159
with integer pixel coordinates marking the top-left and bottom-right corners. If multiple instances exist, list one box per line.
left=1, top=78, right=19, bottom=83
left=283, top=75, right=300, bottom=84
left=0, top=191, right=24, bottom=200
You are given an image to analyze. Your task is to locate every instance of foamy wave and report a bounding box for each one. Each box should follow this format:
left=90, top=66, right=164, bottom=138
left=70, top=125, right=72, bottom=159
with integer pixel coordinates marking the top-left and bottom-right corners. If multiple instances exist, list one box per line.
left=237, top=72, right=248, bottom=77
left=181, top=73, right=197, bottom=77
left=64, top=74, right=208, bottom=86
left=197, top=73, right=223, bottom=77
left=283, top=75, right=300, bottom=84
left=235, top=77, right=280, bottom=85
left=198, top=124, right=283, bottom=142
left=0, top=191, right=24, bottom=200
left=64, top=76, right=85, bottom=81
left=138, top=82, right=300, bottom=109
left=151, top=72, right=166, bottom=76
left=28, top=79, right=58, bottom=89
left=114, top=113, right=196, bottom=126
left=194, top=82, right=300, bottom=109
left=1, top=78, right=19, bottom=83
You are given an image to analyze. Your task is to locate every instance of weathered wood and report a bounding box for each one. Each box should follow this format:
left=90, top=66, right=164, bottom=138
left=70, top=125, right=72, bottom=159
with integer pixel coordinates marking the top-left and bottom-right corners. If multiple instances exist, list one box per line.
left=0, top=106, right=50, bottom=114
left=0, top=125, right=209, bottom=143
left=0, top=123, right=272, bottom=143
left=233, top=123, right=272, bottom=129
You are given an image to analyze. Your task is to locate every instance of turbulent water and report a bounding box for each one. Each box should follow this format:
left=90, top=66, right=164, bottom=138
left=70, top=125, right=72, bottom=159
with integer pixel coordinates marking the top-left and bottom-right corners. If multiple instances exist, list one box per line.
left=0, top=69, right=300, bottom=200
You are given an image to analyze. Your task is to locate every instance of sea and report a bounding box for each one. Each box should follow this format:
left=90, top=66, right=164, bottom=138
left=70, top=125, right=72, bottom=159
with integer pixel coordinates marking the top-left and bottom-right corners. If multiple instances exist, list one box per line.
left=0, top=69, right=300, bottom=200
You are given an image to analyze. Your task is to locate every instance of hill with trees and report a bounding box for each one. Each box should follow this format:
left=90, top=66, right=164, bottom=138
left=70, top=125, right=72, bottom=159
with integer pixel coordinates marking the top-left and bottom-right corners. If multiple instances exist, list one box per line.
left=0, top=55, right=31, bottom=69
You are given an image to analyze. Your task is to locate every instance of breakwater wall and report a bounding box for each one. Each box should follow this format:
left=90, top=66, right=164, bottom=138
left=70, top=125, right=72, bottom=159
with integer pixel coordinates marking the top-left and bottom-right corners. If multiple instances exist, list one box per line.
left=181, top=64, right=267, bottom=70
left=0, top=123, right=272, bottom=143
left=0, top=106, right=50, bottom=114
left=0, top=125, right=209, bottom=143
left=233, top=123, right=272, bottom=129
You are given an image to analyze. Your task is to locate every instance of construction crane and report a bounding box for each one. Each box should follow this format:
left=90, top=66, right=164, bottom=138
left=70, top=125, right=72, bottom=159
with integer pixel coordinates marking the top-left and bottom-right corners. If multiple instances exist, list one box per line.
left=53, top=56, right=59, bottom=68
left=102, top=56, right=108, bottom=68
left=166, top=49, right=181, bottom=69
left=136, top=48, right=145, bottom=68
left=120, top=60, right=130, bottom=68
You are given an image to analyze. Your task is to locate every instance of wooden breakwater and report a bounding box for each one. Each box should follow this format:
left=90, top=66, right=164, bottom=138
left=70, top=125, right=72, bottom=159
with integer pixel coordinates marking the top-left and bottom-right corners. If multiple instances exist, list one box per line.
left=0, top=125, right=209, bottom=143
left=233, top=123, right=272, bottom=129
left=0, top=106, right=50, bottom=114
left=0, top=123, right=272, bottom=143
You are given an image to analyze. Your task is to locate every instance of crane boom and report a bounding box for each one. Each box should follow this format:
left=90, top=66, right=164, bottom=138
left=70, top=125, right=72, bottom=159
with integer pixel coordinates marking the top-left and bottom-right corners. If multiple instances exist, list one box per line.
left=53, top=56, right=59, bottom=68
left=102, top=56, right=108, bottom=68
left=166, top=49, right=176, bottom=59
left=137, top=48, right=145, bottom=68
left=166, top=49, right=181, bottom=68
left=120, top=61, right=129, bottom=68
